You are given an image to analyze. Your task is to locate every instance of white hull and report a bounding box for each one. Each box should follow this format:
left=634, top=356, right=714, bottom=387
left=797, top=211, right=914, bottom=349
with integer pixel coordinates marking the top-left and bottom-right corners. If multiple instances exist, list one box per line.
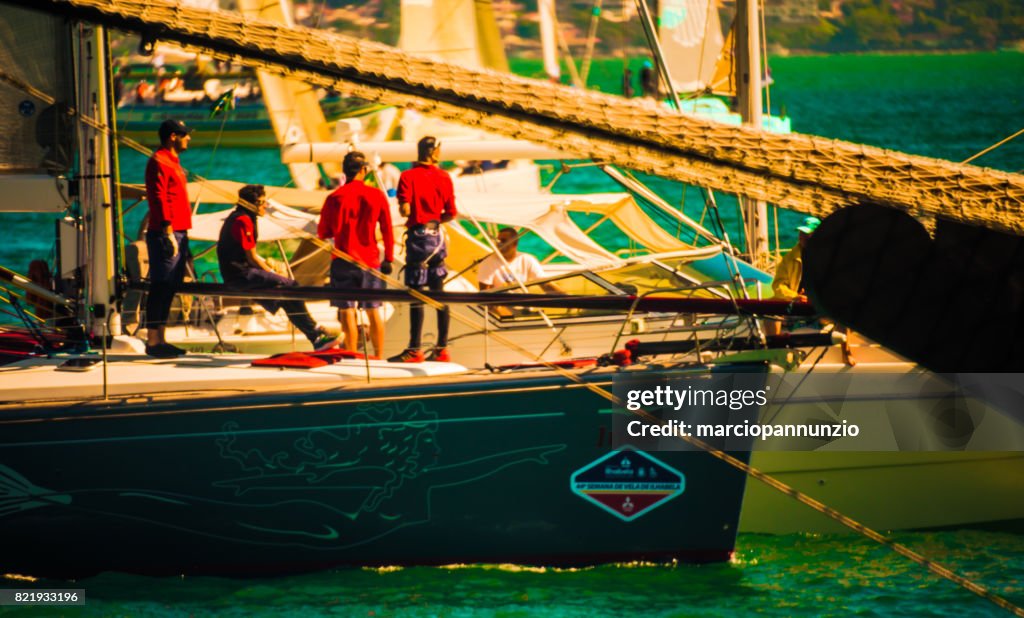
left=741, top=451, right=1024, bottom=533
left=741, top=355, right=1024, bottom=533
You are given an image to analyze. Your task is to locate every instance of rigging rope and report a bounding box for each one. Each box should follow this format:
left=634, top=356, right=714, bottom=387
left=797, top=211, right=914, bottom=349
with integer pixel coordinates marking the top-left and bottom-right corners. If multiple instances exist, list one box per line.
left=961, top=126, right=1024, bottom=166
left=2, top=6, right=1023, bottom=613
left=18, top=0, right=1024, bottom=237
left=759, top=0, right=771, bottom=118
left=580, top=0, right=602, bottom=86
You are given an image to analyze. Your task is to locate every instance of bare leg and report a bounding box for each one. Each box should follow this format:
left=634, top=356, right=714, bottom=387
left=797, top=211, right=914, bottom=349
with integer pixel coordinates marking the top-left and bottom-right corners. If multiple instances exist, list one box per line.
left=340, top=308, right=359, bottom=352
left=367, top=308, right=385, bottom=358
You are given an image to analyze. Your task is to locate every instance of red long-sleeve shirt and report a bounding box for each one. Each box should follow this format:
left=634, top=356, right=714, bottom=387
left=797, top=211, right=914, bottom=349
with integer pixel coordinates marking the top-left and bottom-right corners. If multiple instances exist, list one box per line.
left=144, top=147, right=192, bottom=231
left=317, top=180, right=395, bottom=268
left=396, top=163, right=456, bottom=228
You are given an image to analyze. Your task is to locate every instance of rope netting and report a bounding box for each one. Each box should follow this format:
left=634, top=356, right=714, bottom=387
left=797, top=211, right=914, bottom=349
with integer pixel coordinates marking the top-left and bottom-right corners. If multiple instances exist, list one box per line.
left=9, top=0, right=1024, bottom=236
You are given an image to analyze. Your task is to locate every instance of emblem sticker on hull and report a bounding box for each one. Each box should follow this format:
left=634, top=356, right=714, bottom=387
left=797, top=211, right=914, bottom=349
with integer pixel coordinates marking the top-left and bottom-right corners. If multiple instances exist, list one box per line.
left=571, top=449, right=685, bottom=521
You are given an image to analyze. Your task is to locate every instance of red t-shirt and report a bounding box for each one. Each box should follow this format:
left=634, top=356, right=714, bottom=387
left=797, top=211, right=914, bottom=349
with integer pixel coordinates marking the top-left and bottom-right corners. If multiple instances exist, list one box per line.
left=230, top=215, right=256, bottom=251
left=317, top=180, right=395, bottom=268
left=396, top=163, right=456, bottom=228
left=145, top=147, right=191, bottom=231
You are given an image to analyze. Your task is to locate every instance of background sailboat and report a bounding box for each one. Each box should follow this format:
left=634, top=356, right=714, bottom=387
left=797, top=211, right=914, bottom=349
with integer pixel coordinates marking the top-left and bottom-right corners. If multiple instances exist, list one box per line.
left=653, top=0, right=791, bottom=132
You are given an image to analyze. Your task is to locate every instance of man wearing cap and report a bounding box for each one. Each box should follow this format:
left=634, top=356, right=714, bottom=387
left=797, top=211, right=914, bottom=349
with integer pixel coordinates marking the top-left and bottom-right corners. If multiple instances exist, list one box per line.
left=771, top=216, right=820, bottom=303
left=317, top=152, right=394, bottom=358
left=389, top=136, right=456, bottom=363
left=219, top=184, right=339, bottom=352
left=478, top=227, right=563, bottom=294
left=640, top=60, right=658, bottom=98
left=143, top=118, right=193, bottom=358
left=771, top=216, right=856, bottom=365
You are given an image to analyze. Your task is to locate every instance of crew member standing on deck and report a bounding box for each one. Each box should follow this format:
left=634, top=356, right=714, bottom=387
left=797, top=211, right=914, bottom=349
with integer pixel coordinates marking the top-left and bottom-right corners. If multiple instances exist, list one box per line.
left=144, top=118, right=193, bottom=358
left=771, top=216, right=856, bottom=366
left=389, top=136, right=456, bottom=363
left=219, top=184, right=339, bottom=352
left=640, top=60, right=659, bottom=98
left=317, top=152, right=395, bottom=358
left=770, top=217, right=819, bottom=305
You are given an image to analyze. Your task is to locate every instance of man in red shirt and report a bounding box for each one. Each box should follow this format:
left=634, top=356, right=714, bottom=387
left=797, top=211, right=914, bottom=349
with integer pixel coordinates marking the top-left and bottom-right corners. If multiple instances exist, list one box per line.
left=144, top=118, right=192, bottom=358
left=317, top=152, right=395, bottom=358
left=218, top=184, right=339, bottom=352
left=389, top=136, right=456, bottom=363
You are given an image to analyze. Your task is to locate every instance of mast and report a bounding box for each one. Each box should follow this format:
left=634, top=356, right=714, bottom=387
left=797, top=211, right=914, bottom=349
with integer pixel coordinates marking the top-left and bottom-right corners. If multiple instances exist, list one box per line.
left=635, top=0, right=682, bottom=110
left=734, top=0, right=769, bottom=269
left=75, top=21, right=121, bottom=337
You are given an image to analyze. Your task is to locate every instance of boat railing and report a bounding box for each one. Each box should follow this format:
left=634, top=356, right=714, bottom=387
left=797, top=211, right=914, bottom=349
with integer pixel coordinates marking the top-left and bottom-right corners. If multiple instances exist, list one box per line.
left=609, top=279, right=754, bottom=359
left=189, top=269, right=238, bottom=353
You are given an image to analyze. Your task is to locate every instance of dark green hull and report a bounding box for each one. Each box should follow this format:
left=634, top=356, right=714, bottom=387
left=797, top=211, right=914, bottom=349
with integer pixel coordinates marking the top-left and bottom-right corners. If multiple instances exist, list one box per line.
left=0, top=370, right=750, bottom=577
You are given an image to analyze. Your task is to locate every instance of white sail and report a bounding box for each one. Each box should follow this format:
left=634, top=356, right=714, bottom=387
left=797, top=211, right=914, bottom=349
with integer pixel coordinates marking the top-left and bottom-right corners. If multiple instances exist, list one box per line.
left=396, top=0, right=512, bottom=145
left=659, top=0, right=725, bottom=93
left=399, top=0, right=507, bottom=71
left=236, top=0, right=338, bottom=190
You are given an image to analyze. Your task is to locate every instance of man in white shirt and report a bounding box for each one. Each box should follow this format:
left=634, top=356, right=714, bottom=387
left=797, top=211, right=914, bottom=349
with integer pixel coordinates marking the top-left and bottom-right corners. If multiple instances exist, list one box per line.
left=478, top=227, right=562, bottom=293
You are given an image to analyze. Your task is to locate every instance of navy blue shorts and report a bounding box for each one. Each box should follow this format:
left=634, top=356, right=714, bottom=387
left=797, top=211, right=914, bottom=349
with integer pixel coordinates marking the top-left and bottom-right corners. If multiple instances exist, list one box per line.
left=330, top=259, right=385, bottom=309
left=404, top=227, right=447, bottom=288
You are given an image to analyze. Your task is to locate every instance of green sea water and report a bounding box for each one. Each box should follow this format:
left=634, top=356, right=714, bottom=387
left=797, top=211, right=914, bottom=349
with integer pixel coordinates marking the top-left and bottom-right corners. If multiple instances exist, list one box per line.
left=7, top=531, right=1023, bottom=616
left=3, top=53, right=1024, bottom=616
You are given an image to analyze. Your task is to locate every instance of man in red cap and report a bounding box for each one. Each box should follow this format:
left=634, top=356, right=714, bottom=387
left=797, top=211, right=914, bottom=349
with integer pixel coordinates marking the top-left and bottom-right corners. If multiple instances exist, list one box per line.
left=144, top=118, right=192, bottom=358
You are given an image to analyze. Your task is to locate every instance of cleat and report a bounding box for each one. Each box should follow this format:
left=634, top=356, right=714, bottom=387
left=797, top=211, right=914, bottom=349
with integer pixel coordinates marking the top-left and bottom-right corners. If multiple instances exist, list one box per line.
left=426, top=347, right=450, bottom=362
left=388, top=348, right=424, bottom=363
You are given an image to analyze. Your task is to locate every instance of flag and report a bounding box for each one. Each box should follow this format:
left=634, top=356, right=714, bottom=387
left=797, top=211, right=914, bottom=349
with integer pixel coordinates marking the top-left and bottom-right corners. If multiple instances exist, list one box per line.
left=209, top=87, right=236, bottom=118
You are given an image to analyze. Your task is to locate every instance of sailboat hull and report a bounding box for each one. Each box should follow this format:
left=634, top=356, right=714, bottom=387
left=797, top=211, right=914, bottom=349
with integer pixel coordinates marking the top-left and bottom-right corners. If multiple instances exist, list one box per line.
left=739, top=359, right=1024, bottom=533
left=0, top=366, right=750, bottom=577
left=742, top=451, right=1024, bottom=534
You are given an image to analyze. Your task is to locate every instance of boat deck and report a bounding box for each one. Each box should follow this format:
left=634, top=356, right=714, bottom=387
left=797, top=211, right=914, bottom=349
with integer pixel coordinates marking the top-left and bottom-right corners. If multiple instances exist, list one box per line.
left=0, top=347, right=472, bottom=408
left=0, top=344, right=628, bottom=413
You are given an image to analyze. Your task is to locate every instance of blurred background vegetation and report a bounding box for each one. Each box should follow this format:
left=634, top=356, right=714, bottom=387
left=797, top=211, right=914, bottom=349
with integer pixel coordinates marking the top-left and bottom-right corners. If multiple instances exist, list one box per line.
left=278, top=0, right=1024, bottom=55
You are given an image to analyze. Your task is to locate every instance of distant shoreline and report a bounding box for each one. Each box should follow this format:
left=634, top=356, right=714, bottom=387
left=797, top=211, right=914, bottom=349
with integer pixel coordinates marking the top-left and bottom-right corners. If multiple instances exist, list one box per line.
left=767, top=47, right=1024, bottom=57
left=510, top=48, right=1022, bottom=62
